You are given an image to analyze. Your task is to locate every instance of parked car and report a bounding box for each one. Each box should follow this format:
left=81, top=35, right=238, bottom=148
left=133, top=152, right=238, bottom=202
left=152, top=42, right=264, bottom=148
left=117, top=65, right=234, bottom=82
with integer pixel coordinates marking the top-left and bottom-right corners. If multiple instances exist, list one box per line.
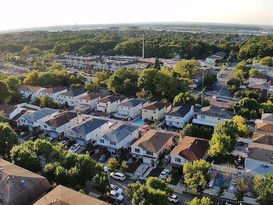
left=99, top=152, right=111, bottom=163
left=168, top=194, right=179, bottom=203
left=110, top=172, right=126, bottom=181
left=110, top=184, right=123, bottom=194
left=59, top=140, right=68, bottom=146
left=20, top=131, right=29, bottom=137
left=108, top=190, right=124, bottom=201
left=159, top=169, right=170, bottom=180
left=68, top=143, right=81, bottom=153
left=29, top=135, right=38, bottom=141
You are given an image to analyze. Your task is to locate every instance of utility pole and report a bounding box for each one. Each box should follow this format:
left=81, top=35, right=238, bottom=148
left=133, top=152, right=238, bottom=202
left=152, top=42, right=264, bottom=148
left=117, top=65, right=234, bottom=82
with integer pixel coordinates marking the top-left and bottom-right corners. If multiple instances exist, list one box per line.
left=201, top=70, right=206, bottom=106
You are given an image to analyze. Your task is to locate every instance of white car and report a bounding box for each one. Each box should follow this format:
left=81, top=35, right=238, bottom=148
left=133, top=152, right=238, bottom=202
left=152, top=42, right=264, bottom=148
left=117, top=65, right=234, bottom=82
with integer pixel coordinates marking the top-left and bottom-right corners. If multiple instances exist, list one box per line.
left=159, top=169, right=170, bottom=180
left=110, top=184, right=123, bottom=194
left=168, top=194, right=179, bottom=203
left=110, top=172, right=126, bottom=181
left=68, top=143, right=80, bottom=153
left=109, top=190, right=124, bottom=201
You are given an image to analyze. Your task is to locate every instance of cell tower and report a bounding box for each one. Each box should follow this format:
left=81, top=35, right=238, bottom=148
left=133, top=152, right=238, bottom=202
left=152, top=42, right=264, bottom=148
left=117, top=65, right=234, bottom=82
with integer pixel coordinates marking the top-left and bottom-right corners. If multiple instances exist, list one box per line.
left=142, top=33, right=145, bottom=59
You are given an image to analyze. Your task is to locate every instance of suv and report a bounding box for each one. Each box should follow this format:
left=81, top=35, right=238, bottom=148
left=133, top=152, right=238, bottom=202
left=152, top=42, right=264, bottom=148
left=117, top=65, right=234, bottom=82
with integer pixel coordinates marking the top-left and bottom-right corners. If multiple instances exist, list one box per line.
left=108, top=190, right=124, bottom=201
left=168, top=194, right=179, bottom=203
left=159, top=169, right=170, bottom=180
left=110, top=172, right=126, bottom=181
left=110, top=184, right=123, bottom=194
left=68, top=143, right=81, bottom=153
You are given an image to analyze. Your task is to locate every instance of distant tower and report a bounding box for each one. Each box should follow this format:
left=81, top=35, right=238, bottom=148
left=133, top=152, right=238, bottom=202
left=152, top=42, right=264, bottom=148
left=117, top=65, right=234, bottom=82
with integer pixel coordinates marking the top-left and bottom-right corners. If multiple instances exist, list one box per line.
left=142, top=34, right=145, bottom=59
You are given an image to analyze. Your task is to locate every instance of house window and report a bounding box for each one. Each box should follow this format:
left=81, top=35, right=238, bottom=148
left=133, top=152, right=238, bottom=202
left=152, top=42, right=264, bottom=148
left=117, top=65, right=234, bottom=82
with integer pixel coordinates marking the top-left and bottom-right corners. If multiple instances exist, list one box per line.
left=128, top=107, right=130, bottom=110
left=201, top=115, right=205, bottom=119
left=110, top=142, right=116, bottom=146
left=135, top=148, right=140, bottom=153
left=175, top=158, right=181, bottom=163
left=52, top=128, right=56, bottom=131
left=146, top=151, right=153, bottom=156
left=218, top=118, right=221, bottom=120
left=168, top=116, right=172, bottom=119
left=153, top=111, right=156, bottom=114
left=44, top=125, right=47, bottom=128
left=144, top=110, right=147, bottom=112
left=100, top=139, right=104, bottom=144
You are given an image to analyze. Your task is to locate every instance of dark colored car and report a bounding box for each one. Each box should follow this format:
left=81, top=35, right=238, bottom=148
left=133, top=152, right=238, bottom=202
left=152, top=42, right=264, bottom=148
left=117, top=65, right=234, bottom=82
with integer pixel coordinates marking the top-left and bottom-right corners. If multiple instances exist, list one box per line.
left=99, top=152, right=111, bottom=163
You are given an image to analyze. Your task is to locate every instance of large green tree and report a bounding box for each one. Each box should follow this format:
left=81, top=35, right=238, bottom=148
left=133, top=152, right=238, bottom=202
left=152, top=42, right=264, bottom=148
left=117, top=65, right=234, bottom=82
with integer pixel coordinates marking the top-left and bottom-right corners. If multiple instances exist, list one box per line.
left=254, top=173, right=273, bottom=205
left=0, top=80, right=11, bottom=103
left=0, top=122, right=18, bottom=159
left=187, top=197, right=213, bottom=205
left=183, top=160, right=211, bottom=194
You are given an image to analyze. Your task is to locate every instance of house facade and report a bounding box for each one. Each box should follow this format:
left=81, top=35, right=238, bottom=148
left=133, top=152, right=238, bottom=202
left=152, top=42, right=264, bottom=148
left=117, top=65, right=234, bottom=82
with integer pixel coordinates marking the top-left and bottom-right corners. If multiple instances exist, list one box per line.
left=77, top=93, right=108, bottom=110
left=39, top=86, right=68, bottom=101
left=165, top=104, right=194, bottom=128
left=97, top=123, right=139, bottom=154
left=249, top=74, right=268, bottom=85
left=18, top=85, right=46, bottom=101
left=192, top=105, right=233, bottom=127
left=97, top=96, right=126, bottom=114
left=170, top=136, right=209, bottom=167
left=142, top=102, right=172, bottom=121
left=131, top=130, right=174, bottom=166
left=57, top=89, right=86, bottom=107
left=65, top=118, right=112, bottom=145
left=114, top=98, right=148, bottom=119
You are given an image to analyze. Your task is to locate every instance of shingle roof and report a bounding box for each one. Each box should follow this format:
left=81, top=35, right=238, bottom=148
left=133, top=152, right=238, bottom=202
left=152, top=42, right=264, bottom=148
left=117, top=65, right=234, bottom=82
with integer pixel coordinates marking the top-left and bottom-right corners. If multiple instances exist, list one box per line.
left=132, top=130, right=173, bottom=153
left=60, top=88, right=85, bottom=97
left=119, top=98, right=148, bottom=107
left=34, top=185, right=110, bottom=205
left=142, top=102, right=171, bottom=111
left=248, top=142, right=273, bottom=163
left=252, top=133, right=273, bottom=145
left=45, top=111, right=77, bottom=128
left=262, top=113, right=273, bottom=122
left=198, top=105, right=233, bottom=119
left=0, top=159, right=51, bottom=205
left=170, top=136, right=209, bottom=161
left=41, top=86, right=67, bottom=94
left=167, top=104, right=192, bottom=118
left=79, top=93, right=108, bottom=101
left=250, top=73, right=268, bottom=80
left=256, top=122, right=273, bottom=132
left=19, top=85, right=45, bottom=93
left=21, top=108, right=57, bottom=122
left=71, top=118, right=109, bottom=136
left=99, top=95, right=126, bottom=103
left=102, top=123, right=138, bottom=143
left=0, top=104, right=17, bottom=116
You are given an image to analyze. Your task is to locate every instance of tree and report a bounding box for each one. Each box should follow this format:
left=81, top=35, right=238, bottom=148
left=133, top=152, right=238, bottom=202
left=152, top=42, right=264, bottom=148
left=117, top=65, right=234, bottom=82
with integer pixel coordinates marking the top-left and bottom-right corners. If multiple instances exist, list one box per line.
left=187, top=197, right=213, bottom=205
left=53, top=43, right=70, bottom=54
left=232, top=115, right=249, bottom=138
left=93, top=71, right=111, bottom=88
left=261, top=100, right=273, bottom=113
left=146, top=177, right=172, bottom=194
left=254, top=173, right=273, bottom=205
left=0, top=122, right=18, bottom=159
left=35, top=96, right=61, bottom=109
left=121, top=160, right=128, bottom=171
left=94, top=171, right=110, bottom=197
left=235, top=179, right=247, bottom=201
left=0, top=80, right=11, bottom=103
left=183, top=160, right=211, bottom=194
left=108, top=158, right=119, bottom=171
left=203, top=73, right=217, bottom=88
left=260, top=56, right=273, bottom=66
left=174, top=60, right=200, bottom=78
left=85, top=83, right=97, bottom=93
left=181, top=124, right=214, bottom=140
left=79, top=45, right=93, bottom=55
left=234, top=97, right=260, bottom=119
left=154, top=57, right=161, bottom=70
left=30, top=61, right=46, bottom=71
left=173, top=92, right=195, bottom=105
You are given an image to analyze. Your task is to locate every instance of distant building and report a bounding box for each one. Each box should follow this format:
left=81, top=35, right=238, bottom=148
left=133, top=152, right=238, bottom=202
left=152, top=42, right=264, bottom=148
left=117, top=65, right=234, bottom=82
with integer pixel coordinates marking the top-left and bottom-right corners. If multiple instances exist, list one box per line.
left=142, top=102, right=172, bottom=121
left=205, top=52, right=226, bottom=64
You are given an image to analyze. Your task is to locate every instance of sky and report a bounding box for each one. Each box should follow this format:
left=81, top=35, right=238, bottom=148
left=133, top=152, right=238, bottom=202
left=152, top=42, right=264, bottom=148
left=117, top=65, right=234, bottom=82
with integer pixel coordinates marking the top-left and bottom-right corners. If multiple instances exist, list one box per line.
left=1, top=0, right=273, bottom=31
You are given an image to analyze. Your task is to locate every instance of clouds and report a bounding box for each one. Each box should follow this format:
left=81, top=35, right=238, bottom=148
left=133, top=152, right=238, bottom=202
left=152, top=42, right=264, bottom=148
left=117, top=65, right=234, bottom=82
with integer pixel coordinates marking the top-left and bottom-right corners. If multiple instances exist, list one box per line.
left=0, top=0, right=272, bottom=31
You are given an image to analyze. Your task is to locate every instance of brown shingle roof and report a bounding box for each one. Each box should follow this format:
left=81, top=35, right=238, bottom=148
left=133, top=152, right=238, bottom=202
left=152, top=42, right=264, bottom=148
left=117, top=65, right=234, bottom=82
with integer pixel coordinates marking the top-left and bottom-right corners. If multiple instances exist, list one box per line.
left=19, top=85, right=45, bottom=93
left=0, top=159, right=51, bottom=205
left=252, top=133, right=273, bottom=145
left=250, top=73, right=268, bottom=80
left=170, top=136, right=209, bottom=161
left=34, top=185, right=110, bottom=205
left=42, top=86, right=67, bottom=94
left=132, top=130, right=173, bottom=153
left=142, top=102, right=171, bottom=111
left=45, top=111, right=77, bottom=128
left=0, top=104, right=17, bottom=116
left=198, top=105, right=233, bottom=119
left=99, top=95, right=126, bottom=103
left=79, top=93, right=108, bottom=101
left=248, top=143, right=273, bottom=163
left=256, top=122, right=273, bottom=132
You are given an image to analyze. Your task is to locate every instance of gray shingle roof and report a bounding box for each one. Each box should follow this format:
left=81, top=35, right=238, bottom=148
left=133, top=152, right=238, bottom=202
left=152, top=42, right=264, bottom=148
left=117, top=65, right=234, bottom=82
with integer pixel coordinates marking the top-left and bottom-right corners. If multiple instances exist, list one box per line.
left=45, top=111, right=77, bottom=128
left=99, top=96, right=126, bottom=103
left=21, top=108, right=57, bottom=122
left=60, top=88, right=85, bottom=97
left=167, top=104, right=192, bottom=118
left=119, top=99, right=148, bottom=108
left=71, top=118, right=109, bottom=136
left=102, top=124, right=138, bottom=143
left=198, top=105, right=233, bottom=119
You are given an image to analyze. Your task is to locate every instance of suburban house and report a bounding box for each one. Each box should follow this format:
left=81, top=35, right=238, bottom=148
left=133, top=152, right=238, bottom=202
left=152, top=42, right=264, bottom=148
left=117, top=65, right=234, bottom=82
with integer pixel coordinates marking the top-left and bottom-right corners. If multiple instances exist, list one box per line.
left=57, top=88, right=86, bottom=106
left=66, top=117, right=112, bottom=145
left=205, top=52, right=226, bottom=64
left=165, top=104, right=194, bottom=128
left=19, top=108, right=59, bottom=132
left=131, top=130, right=174, bottom=166
left=97, top=95, right=126, bottom=114
left=0, top=159, right=51, bottom=205
left=42, top=111, right=82, bottom=139
left=77, top=93, right=108, bottom=110
left=34, top=185, right=110, bottom=205
left=192, top=105, right=234, bottom=127
left=249, top=73, right=268, bottom=85
left=18, top=85, right=46, bottom=101
left=191, top=71, right=203, bottom=88
left=170, top=136, right=209, bottom=167
left=38, top=86, right=68, bottom=101
left=0, top=104, right=21, bottom=120
left=142, top=102, right=172, bottom=121
left=114, top=98, right=149, bottom=119
left=97, top=123, right=139, bottom=155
